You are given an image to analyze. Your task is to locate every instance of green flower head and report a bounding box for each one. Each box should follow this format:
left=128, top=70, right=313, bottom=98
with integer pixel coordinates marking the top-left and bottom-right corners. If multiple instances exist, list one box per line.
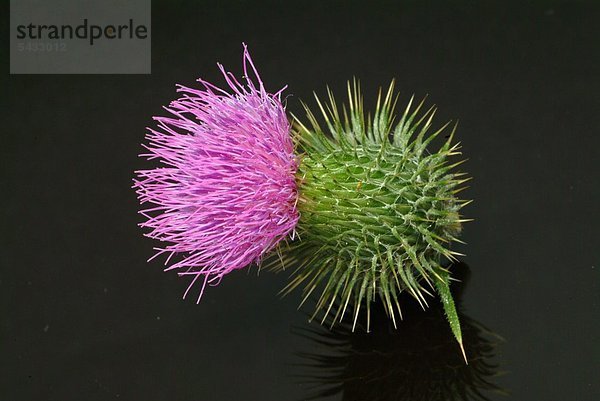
left=273, top=80, right=471, bottom=358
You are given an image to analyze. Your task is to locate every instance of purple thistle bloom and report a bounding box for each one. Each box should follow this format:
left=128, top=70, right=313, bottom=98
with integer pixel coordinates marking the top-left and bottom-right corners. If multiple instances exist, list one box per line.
left=134, top=46, right=299, bottom=301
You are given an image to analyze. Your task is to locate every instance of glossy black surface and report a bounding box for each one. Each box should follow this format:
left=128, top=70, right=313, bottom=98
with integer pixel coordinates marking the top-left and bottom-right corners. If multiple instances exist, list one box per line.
left=2, top=1, right=599, bottom=400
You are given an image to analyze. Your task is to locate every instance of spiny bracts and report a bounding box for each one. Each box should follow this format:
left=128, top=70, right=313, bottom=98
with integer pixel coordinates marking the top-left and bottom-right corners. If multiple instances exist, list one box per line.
left=275, top=80, right=470, bottom=353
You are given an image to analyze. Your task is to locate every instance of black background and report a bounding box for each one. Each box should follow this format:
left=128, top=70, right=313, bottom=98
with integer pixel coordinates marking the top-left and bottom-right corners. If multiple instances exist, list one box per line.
left=2, top=1, right=599, bottom=400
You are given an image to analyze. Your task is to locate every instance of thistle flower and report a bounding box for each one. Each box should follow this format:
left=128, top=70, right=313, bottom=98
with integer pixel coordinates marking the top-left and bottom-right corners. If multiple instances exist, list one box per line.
left=134, top=46, right=299, bottom=301
left=275, top=80, right=470, bottom=354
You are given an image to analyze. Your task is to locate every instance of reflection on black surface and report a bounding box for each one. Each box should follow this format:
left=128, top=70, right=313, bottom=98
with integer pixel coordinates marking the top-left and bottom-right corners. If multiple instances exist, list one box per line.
left=295, top=263, right=505, bottom=401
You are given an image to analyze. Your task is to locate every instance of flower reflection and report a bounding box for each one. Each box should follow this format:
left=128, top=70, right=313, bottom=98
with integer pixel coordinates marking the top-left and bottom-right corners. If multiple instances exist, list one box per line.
left=294, top=263, right=506, bottom=401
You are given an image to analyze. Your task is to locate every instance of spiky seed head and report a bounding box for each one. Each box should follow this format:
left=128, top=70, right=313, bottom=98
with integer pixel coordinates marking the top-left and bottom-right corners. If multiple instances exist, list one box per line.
left=276, top=80, right=470, bottom=342
left=134, top=45, right=299, bottom=301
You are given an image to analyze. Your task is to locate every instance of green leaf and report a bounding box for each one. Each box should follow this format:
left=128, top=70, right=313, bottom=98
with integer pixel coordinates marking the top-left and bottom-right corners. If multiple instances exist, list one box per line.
left=435, top=270, right=467, bottom=364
